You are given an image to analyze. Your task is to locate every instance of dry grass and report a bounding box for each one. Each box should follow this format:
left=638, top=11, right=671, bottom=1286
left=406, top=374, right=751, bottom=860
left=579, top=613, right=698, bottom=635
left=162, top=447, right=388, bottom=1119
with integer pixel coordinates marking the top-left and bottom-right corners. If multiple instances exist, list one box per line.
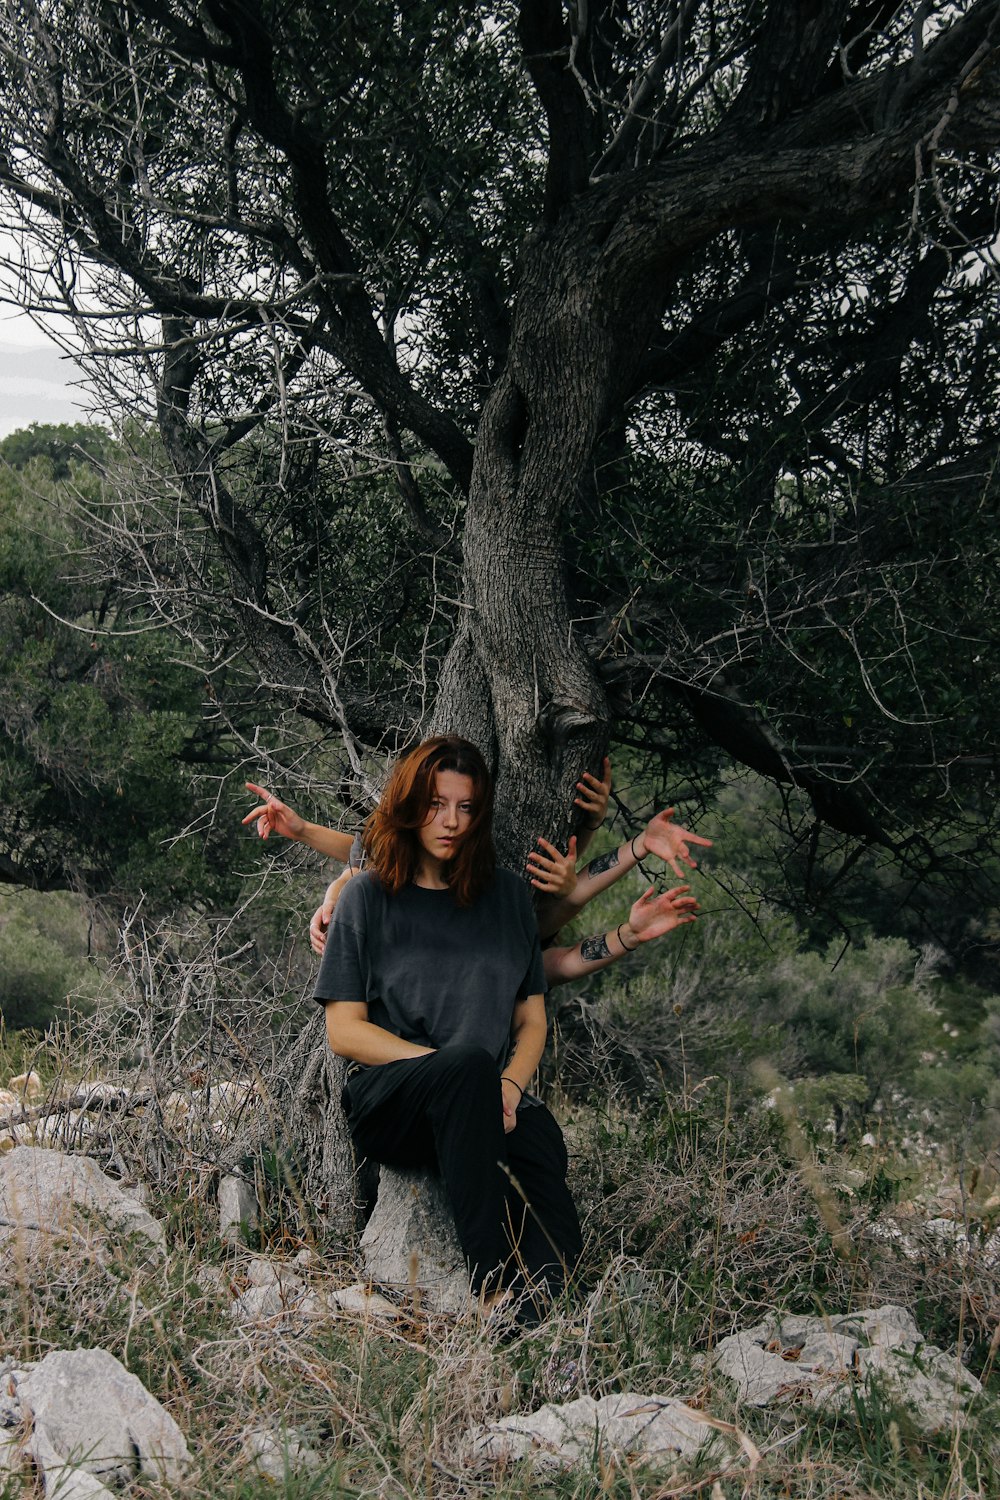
left=3, top=936, right=999, bottom=1499
left=2, top=1077, right=998, bottom=1500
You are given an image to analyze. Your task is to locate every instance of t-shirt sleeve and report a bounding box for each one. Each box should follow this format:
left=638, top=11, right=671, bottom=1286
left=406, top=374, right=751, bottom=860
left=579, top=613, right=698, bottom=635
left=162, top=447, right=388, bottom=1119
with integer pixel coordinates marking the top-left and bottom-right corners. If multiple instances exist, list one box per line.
left=521, top=924, right=547, bottom=998
left=313, top=879, right=371, bottom=1005
left=514, top=879, right=547, bottom=998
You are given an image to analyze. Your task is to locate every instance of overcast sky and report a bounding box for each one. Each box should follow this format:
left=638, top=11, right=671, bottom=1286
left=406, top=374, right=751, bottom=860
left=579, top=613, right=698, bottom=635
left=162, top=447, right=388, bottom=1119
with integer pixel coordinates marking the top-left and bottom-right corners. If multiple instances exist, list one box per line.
left=0, top=304, right=97, bottom=439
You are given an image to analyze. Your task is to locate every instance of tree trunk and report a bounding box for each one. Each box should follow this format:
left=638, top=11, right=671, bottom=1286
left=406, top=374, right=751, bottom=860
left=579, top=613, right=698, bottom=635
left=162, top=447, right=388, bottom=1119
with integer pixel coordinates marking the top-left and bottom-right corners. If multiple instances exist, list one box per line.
left=434, top=218, right=666, bottom=864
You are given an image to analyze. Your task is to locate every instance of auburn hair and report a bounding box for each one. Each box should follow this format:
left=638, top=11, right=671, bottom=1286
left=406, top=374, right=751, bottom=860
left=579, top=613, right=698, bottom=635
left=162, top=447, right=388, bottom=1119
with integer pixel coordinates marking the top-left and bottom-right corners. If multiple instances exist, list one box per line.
left=363, top=736, right=496, bottom=906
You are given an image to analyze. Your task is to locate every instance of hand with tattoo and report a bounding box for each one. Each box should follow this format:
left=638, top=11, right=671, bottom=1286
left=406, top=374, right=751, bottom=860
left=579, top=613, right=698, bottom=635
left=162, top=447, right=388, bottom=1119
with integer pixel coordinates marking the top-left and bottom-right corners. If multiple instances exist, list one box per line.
left=634, top=808, right=713, bottom=880
left=526, top=835, right=578, bottom=897
left=622, top=884, right=699, bottom=945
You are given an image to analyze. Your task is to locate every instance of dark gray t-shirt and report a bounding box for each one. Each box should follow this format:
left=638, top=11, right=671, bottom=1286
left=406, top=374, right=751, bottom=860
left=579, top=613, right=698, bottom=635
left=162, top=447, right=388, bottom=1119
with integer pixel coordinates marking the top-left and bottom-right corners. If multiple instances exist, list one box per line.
left=313, top=868, right=546, bottom=1067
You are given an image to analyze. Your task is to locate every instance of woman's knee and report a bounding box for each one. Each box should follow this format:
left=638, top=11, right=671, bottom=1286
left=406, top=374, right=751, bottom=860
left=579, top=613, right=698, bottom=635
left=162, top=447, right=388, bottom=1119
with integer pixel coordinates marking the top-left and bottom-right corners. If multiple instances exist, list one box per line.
left=429, top=1043, right=499, bottom=1083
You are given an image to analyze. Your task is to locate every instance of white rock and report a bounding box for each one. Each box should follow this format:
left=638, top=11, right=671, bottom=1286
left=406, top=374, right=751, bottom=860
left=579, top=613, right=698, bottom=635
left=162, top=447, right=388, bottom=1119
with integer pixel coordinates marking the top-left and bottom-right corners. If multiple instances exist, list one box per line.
left=209, top=1079, right=256, bottom=1115
left=8, top=1072, right=43, bottom=1101
left=15, top=1347, right=190, bottom=1487
left=0, top=1147, right=164, bottom=1264
left=230, top=1263, right=306, bottom=1324
left=218, top=1174, right=258, bottom=1242
left=923, top=1218, right=972, bottom=1258
left=29, top=1422, right=115, bottom=1499
left=0, top=1090, right=19, bottom=1114
left=242, top=1426, right=321, bottom=1480
left=360, top=1167, right=469, bottom=1313
left=0, top=1428, right=23, bottom=1478
left=327, top=1283, right=400, bottom=1317
left=76, top=1082, right=123, bottom=1106
left=472, top=1391, right=714, bottom=1470
left=246, top=1256, right=290, bottom=1288
left=712, top=1304, right=981, bottom=1432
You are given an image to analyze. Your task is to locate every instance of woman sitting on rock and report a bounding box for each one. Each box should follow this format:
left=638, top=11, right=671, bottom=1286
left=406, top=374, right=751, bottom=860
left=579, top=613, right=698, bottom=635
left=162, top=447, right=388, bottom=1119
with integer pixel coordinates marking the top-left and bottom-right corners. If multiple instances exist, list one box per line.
left=312, top=734, right=582, bottom=1317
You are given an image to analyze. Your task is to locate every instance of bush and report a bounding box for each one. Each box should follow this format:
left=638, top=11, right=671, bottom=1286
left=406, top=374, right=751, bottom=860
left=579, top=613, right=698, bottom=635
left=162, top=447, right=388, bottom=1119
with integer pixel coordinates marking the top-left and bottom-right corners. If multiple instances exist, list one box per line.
left=0, top=889, right=100, bottom=1032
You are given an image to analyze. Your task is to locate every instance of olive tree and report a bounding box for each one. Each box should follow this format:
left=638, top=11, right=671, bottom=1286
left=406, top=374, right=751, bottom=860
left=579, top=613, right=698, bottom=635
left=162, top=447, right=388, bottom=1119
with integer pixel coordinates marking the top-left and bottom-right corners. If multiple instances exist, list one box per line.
left=1, top=1, right=998, bottom=1228
left=0, top=1, right=997, bottom=874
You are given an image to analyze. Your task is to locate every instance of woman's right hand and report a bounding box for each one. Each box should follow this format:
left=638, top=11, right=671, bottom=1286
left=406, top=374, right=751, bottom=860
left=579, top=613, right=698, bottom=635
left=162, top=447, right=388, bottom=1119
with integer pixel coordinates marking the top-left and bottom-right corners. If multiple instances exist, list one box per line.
left=243, top=782, right=307, bottom=842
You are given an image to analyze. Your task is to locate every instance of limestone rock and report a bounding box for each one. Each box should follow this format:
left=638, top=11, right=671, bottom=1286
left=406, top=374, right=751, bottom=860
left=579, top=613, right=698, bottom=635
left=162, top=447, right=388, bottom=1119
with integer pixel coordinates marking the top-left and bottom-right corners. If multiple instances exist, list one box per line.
left=230, top=1258, right=306, bottom=1323
left=14, top=1347, right=190, bottom=1488
left=242, top=1425, right=321, bottom=1480
left=218, top=1173, right=258, bottom=1242
left=360, top=1167, right=469, bottom=1313
left=0, top=1429, right=23, bottom=1478
left=29, top=1422, right=115, bottom=1500
left=472, top=1391, right=714, bottom=1470
left=327, top=1283, right=400, bottom=1317
left=0, top=1147, right=164, bottom=1264
left=712, top=1304, right=981, bottom=1432
left=231, top=1256, right=401, bottom=1325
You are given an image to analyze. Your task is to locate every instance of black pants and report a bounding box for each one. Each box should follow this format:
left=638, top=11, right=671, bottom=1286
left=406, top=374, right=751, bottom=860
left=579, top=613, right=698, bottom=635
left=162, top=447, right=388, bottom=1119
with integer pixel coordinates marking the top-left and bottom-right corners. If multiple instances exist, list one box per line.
left=345, top=1044, right=582, bottom=1303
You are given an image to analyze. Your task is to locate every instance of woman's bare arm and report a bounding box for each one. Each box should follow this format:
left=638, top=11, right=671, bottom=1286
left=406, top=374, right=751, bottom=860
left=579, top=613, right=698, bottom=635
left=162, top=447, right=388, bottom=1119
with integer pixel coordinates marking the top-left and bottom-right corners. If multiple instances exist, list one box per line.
left=543, top=885, right=699, bottom=986
left=324, top=1000, right=434, bottom=1065
left=537, top=807, right=712, bottom=937
left=244, top=782, right=355, bottom=862
left=501, top=992, right=548, bottom=1132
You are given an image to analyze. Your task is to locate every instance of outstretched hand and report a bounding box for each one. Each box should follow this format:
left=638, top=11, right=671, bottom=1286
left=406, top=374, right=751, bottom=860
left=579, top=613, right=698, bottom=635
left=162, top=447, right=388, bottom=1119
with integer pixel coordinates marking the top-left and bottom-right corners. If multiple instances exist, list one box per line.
left=626, top=884, right=699, bottom=944
left=574, top=756, right=612, bottom=830
left=639, top=808, right=713, bottom=879
left=526, top=835, right=578, bottom=898
left=243, top=782, right=306, bottom=842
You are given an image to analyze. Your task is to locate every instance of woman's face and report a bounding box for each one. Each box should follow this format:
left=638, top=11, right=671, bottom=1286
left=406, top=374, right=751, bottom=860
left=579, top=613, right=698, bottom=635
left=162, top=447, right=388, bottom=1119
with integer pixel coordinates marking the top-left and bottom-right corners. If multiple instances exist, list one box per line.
left=416, top=769, right=475, bottom=863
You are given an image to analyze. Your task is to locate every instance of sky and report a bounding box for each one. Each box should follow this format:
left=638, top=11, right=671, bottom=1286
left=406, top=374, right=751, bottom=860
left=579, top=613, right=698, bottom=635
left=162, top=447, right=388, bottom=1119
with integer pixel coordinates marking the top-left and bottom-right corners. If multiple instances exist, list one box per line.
left=0, top=304, right=97, bottom=439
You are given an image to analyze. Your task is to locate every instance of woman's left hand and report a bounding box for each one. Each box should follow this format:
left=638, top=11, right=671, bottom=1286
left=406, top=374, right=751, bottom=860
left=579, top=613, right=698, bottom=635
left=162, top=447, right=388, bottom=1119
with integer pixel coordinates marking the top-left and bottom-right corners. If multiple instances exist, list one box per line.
left=501, top=1077, right=521, bottom=1133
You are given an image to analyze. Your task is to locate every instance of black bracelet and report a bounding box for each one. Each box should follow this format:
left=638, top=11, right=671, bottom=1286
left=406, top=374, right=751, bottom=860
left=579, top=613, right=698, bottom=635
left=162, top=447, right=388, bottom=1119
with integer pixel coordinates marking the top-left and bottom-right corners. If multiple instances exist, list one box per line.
left=630, top=835, right=642, bottom=862
left=617, top=923, right=637, bottom=953
left=500, top=1075, right=524, bottom=1098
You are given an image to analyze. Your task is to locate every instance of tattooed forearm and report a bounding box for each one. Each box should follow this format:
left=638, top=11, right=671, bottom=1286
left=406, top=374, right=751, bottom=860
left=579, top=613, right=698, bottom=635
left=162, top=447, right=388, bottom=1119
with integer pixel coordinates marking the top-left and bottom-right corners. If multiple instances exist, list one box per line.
left=580, top=933, right=612, bottom=963
left=584, top=848, right=619, bottom=878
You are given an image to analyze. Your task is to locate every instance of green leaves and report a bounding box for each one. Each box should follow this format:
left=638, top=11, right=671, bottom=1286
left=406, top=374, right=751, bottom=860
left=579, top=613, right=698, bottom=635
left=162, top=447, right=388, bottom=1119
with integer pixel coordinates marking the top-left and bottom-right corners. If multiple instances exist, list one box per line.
left=0, top=427, right=243, bottom=910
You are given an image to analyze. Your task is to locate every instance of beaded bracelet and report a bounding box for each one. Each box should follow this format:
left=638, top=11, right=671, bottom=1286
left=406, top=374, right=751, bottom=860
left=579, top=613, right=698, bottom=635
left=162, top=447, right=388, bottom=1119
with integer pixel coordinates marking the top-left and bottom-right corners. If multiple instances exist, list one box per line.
left=500, top=1075, right=524, bottom=1098
left=617, top=923, right=637, bottom=952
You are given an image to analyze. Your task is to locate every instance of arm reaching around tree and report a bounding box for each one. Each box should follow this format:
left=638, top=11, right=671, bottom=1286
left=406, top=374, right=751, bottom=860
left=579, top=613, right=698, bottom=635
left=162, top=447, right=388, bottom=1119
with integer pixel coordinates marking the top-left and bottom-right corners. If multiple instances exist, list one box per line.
left=526, top=835, right=578, bottom=897
left=310, top=867, right=360, bottom=955
left=536, top=805, right=712, bottom=938
left=637, top=808, right=713, bottom=880
left=574, top=756, right=612, bottom=855
left=243, top=782, right=356, bottom=863
left=543, top=884, right=698, bottom=986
